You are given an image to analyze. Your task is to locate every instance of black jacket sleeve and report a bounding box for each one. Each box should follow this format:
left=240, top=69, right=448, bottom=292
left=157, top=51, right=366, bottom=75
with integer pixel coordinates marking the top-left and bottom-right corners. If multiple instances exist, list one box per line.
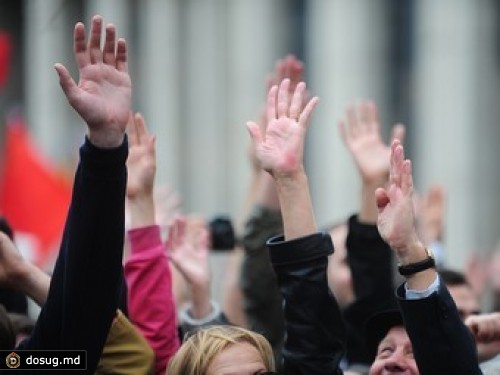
left=268, top=232, right=345, bottom=375
left=343, top=215, right=397, bottom=366
left=397, top=278, right=482, bottom=375
left=241, top=206, right=285, bottom=360
left=16, top=137, right=128, bottom=374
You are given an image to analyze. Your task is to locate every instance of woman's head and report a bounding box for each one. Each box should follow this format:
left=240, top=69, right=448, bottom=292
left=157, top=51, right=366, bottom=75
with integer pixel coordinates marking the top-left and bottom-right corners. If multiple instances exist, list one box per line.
left=168, top=325, right=275, bottom=375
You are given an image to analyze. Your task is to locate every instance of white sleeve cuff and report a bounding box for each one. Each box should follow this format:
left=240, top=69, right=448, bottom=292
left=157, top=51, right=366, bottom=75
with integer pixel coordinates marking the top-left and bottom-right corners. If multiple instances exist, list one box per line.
left=405, top=274, right=440, bottom=300
left=178, top=300, right=222, bottom=326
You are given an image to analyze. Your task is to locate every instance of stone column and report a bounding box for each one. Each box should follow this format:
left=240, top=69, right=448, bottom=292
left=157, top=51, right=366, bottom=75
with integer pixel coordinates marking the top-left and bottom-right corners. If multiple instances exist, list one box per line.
left=413, top=0, right=500, bottom=268
left=306, top=0, right=391, bottom=226
left=24, top=0, right=72, bottom=160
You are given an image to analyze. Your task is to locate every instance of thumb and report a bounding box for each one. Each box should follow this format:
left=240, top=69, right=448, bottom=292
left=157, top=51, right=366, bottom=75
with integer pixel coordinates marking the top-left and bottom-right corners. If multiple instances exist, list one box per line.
left=391, top=123, right=406, bottom=144
left=54, top=63, right=78, bottom=102
left=375, top=188, right=390, bottom=211
left=246, top=121, right=263, bottom=145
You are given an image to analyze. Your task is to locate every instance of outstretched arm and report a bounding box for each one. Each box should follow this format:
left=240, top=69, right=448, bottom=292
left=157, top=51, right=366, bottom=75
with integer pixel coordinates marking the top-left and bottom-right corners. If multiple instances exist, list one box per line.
left=339, top=100, right=404, bottom=223
left=240, top=56, right=305, bottom=361
left=19, top=15, right=130, bottom=374
left=0, top=233, right=49, bottom=307
left=247, top=79, right=318, bottom=239
left=123, top=113, right=179, bottom=375
left=338, top=102, right=402, bottom=365
left=248, top=79, right=345, bottom=374
left=376, top=140, right=481, bottom=374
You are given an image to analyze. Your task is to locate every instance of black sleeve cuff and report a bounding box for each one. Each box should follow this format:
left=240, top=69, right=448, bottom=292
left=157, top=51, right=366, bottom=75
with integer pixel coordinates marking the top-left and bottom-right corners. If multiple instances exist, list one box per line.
left=267, top=231, right=334, bottom=267
left=80, top=135, right=129, bottom=179
left=348, top=214, right=382, bottom=240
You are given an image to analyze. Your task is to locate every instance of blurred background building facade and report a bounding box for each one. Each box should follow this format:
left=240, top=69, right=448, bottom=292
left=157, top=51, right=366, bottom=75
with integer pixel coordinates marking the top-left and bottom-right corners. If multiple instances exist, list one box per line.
left=0, top=0, right=499, bottom=270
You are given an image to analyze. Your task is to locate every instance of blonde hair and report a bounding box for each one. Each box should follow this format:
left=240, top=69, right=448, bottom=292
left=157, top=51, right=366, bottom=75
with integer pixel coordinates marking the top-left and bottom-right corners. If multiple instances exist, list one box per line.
left=167, top=325, right=275, bottom=375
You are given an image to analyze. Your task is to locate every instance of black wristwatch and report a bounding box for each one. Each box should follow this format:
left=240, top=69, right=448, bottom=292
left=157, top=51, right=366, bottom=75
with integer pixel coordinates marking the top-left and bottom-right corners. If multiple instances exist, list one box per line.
left=398, top=247, right=436, bottom=276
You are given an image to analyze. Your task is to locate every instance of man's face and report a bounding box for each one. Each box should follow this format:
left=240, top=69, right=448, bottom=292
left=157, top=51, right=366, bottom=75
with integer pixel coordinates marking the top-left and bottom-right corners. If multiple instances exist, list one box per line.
left=369, top=326, right=419, bottom=375
left=448, top=284, right=480, bottom=321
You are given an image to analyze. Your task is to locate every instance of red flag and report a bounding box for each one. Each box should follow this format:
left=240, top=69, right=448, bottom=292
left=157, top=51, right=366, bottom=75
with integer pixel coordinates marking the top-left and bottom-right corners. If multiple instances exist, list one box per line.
left=0, top=31, right=11, bottom=90
left=0, top=117, right=72, bottom=266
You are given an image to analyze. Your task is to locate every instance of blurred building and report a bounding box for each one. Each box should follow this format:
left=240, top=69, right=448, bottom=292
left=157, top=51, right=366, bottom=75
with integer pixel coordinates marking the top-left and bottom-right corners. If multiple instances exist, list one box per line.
left=0, top=0, right=499, bottom=271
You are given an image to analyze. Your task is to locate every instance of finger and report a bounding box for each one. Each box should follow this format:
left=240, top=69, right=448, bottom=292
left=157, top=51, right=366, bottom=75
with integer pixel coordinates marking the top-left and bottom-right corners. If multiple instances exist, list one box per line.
left=283, top=55, right=293, bottom=80
left=265, top=74, right=274, bottom=92
left=148, top=135, right=157, bottom=157
left=103, top=24, right=116, bottom=65
left=116, top=38, right=128, bottom=72
left=126, top=112, right=138, bottom=146
left=346, top=105, right=358, bottom=139
left=338, top=120, right=349, bottom=145
left=298, top=96, right=319, bottom=129
left=277, top=79, right=291, bottom=118
left=266, top=85, right=278, bottom=122
left=375, top=188, right=390, bottom=211
left=401, top=159, right=413, bottom=194
left=177, top=217, right=187, bottom=246
left=54, top=63, right=79, bottom=103
left=134, top=113, right=149, bottom=141
left=246, top=121, right=264, bottom=145
left=391, top=123, right=406, bottom=143
left=73, top=22, right=89, bottom=69
left=390, top=140, right=402, bottom=186
left=88, top=15, right=103, bottom=64
left=393, top=144, right=405, bottom=186
left=289, top=60, right=304, bottom=91
left=366, top=100, right=379, bottom=134
left=359, top=100, right=370, bottom=128
left=198, top=227, right=210, bottom=250
left=289, top=81, right=305, bottom=121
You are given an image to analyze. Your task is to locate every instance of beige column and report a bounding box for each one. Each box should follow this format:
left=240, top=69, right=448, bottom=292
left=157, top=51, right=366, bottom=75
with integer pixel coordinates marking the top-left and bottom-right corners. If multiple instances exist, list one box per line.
left=413, top=0, right=500, bottom=268
left=306, top=0, right=391, bottom=226
left=136, top=0, right=181, bottom=189
left=24, top=0, right=72, bottom=160
left=84, top=0, right=130, bottom=41
left=225, top=0, right=291, bottom=222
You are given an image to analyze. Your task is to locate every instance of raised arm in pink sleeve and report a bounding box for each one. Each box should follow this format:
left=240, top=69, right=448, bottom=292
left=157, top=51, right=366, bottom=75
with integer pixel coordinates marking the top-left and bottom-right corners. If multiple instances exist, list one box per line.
left=124, top=225, right=180, bottom=374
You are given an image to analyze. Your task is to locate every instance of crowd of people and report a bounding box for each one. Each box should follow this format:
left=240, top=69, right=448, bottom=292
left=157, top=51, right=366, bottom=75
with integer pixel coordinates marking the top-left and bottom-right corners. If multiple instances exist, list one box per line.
left=1, top=15, right=500, bottom=375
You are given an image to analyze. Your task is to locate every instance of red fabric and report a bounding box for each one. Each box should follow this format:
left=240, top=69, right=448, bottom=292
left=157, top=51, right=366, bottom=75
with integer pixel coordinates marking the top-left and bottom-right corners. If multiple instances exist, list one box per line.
left=0, top=31, right=11, bottom=90
left=0, top=118, right=72, bottom=266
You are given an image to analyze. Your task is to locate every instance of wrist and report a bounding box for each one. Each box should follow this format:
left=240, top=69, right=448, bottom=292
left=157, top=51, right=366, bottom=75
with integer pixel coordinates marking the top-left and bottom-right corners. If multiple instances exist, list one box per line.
left=396, top=239, right=429, bottom=266
left=361, top=175, right=388, bottom=190
left=88, top=129, right=125, bottom=149
left=127, top=196, right=156, bottom=228
left=273, top=167, right=308, bottom=189
left=190, top=285, right=212, bottom=319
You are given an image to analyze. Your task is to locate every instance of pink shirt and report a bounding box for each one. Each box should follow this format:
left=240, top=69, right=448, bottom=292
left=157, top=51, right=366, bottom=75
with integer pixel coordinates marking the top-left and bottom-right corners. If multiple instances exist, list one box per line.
left=125, top=225, right=180, bottom=374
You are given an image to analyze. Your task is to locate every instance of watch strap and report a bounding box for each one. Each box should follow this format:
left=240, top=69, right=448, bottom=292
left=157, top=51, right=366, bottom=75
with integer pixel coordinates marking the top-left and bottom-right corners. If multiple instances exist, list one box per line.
left=398, top=250, right=436, bottom=276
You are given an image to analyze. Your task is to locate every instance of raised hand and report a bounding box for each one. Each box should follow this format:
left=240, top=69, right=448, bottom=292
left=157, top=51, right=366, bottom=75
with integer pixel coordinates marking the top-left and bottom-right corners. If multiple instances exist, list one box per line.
left=126, top=113, right=156, bottom=200
left=154, top=185, right=182, bottom=230
left=168, top=216, right=211, bottom=287
left=168, top=216, right=212, bottom=318
left=416, top=184, right=446, bottom=245
left=0, top=232, right=27, bottom=290
left=249, top=55, right=306, bottom=173
left=0, top=232, right=50, bottom=306
left=465, top=313, right=500, bottom=343
left=375, top=140, right=420, bottom=259
left=246, top=79, right=318, bottom=179
left=339, top=100, right=405, bottom=184
left=54, top=15, right=132, bottom=148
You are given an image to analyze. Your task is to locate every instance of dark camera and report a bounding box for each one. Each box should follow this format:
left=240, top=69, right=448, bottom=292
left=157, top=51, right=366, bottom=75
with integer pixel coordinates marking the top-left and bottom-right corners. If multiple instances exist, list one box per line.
left=209, top=215, right=235, bottom=251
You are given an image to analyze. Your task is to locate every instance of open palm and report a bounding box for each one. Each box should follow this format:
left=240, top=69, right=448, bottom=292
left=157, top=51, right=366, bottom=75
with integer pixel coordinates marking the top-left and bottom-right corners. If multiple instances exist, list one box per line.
left=55, top=16, right=131, bottom=146
left=340, top=101, right=405, bottom=183
left=376, top=140, right=418, bottom=253
left=247, top=79, right=318, bottom=178
left=126, top=113, right=156, bottom=199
